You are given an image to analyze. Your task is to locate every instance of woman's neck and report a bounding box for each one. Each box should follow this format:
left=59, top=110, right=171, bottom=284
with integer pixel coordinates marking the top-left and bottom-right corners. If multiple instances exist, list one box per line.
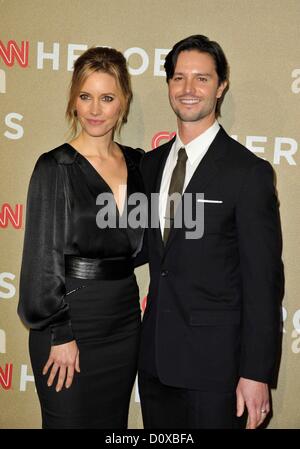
left=70, top=132, right=116, bottom=159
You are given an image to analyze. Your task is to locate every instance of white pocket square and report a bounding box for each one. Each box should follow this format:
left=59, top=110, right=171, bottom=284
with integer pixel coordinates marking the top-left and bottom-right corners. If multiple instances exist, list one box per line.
left=197, top=199, right=223, bottom=203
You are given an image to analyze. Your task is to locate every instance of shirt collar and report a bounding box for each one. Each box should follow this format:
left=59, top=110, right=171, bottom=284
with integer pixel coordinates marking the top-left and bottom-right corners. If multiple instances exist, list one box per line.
left=174, top=121, right=220, bottom=165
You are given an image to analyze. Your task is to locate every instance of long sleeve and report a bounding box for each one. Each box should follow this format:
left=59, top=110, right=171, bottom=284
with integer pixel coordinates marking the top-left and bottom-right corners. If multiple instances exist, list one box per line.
left=236, top=159, right=284, bottom=383
left=18, top=153, right=74, bottom=345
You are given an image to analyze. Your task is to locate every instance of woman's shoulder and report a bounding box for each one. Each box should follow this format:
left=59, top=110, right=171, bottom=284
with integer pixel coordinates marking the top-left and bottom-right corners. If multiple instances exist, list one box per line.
left=36, top=143, right=76, bottom=165
left=32, top=144, right=77, bottom=176
left=47, top=143, right=78, bottom=165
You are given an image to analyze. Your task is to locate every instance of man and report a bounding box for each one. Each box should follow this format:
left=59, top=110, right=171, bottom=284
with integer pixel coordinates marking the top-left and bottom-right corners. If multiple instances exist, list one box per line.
left=138, top=35, right=283, bottom=429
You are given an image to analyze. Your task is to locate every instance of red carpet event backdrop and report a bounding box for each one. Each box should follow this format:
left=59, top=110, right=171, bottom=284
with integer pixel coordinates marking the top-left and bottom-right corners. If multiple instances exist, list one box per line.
left=1, top=0, right=299, bottom=428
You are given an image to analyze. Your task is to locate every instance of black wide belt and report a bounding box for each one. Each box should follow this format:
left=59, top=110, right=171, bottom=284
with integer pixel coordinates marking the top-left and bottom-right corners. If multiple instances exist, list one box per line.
left=65, top=255, right=134, bottom=280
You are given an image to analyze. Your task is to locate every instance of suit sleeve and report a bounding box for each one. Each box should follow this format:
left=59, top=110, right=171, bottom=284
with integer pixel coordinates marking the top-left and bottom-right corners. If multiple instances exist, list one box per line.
left=236, top=159, right=283, bottom=383
left=18, top=153, right=74, bottom=345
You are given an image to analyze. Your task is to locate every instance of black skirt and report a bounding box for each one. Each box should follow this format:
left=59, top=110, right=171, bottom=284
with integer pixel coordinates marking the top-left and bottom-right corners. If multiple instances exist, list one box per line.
left=29, top=275, right=141, bottom=429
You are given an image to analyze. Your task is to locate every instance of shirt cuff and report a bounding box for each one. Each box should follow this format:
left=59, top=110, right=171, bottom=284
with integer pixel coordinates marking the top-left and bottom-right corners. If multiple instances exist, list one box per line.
left=50, top=320, right=74, bottom=345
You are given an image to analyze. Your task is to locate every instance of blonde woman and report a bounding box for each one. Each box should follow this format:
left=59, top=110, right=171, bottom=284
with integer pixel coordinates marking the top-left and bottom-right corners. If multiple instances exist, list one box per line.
left=18, top=47, right=144, bottom=428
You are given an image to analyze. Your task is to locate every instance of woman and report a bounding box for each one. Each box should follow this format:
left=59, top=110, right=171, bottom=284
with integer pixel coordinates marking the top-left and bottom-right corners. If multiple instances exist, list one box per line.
left=18, top=47, right=144, bottom=428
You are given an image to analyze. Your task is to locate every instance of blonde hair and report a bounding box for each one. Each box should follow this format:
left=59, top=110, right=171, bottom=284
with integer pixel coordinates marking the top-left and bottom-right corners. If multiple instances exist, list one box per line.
left=66, top=47, right=132, bottom=137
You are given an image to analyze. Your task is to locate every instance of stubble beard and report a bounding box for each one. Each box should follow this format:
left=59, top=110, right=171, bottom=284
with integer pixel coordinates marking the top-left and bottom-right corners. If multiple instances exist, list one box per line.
left=172, top=106, right=207, bottom=123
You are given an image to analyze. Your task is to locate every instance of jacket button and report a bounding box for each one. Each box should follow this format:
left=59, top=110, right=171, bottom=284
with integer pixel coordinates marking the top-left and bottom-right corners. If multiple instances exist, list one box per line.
left=161, top=270, right=168, bottom=277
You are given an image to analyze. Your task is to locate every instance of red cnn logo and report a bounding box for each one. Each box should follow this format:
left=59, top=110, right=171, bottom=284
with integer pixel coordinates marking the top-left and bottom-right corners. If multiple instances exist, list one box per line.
left=0, top=40, right=29, bottom=68
left=0, top=363, right=13, bottom=390
left=151, top=131, right=176, bottom=149
left=0, top=204, right=23, bottom=229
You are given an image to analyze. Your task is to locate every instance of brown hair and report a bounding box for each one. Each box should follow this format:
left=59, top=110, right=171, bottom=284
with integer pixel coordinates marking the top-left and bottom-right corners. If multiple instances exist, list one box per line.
left=66, top=47, right=132, bottom=137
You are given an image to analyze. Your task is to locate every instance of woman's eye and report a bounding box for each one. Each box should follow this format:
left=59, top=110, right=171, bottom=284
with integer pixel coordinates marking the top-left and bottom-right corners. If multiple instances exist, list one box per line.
left=79, top=94, right=89, bottom=100
left=102, top=96, right=114, bottom=102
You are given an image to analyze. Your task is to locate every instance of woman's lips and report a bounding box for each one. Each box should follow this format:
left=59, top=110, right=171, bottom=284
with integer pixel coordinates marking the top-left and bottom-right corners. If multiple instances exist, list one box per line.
left=86, top=119, right=105, bottom=125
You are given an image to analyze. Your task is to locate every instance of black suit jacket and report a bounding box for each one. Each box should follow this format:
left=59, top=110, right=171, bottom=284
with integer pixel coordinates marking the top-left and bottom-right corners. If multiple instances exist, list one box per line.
left=138, top=126, right=283, bottom=392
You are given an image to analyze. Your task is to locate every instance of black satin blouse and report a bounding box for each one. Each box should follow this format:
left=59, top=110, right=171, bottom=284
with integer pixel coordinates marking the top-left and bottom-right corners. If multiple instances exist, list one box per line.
left=18, top=143, right=144, bottom=345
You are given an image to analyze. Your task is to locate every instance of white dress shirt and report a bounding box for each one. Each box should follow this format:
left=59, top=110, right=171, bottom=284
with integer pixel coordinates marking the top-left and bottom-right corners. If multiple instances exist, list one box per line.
left=159, top=120, right=220, bottom=235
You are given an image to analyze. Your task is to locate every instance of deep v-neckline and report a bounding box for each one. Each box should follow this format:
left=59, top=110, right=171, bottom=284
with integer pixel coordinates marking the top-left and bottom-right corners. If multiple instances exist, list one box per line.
left=66, top=142, right=128, bottom=216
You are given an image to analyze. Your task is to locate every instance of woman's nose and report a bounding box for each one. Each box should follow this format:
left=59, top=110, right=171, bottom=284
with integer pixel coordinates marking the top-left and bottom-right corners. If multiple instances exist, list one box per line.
left=90, top=99, right=101, bottom=115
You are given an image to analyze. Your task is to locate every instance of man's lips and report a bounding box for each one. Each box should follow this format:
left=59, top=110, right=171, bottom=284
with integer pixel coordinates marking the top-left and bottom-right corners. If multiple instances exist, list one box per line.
left=178, top=98, right=200, bottom=104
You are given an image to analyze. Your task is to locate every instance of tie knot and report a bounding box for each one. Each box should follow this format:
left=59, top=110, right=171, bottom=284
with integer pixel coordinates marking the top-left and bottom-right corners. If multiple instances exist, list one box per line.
left=177, top=147, right=187, bottom=163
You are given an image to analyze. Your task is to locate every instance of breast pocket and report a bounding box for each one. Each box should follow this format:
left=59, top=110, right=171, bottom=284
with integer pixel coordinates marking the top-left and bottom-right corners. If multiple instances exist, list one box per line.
left=203, top=207, right=224, bottom=234
left=202, top=201, right=232, bottom=235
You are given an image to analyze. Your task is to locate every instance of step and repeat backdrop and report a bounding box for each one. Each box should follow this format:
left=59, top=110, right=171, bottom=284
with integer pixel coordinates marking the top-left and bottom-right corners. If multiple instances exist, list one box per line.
left=1, top=0, right=299, bottom=429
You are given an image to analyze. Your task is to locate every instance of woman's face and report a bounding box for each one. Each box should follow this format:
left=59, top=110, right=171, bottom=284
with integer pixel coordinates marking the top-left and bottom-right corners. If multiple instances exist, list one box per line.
left=75, top=71, right=122, bottom=139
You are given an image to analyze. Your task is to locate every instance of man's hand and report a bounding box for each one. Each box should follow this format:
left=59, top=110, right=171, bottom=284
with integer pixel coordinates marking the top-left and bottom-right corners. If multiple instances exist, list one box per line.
left=42, top=340, right=80, bottom=392
left=236, top=377, right=270, bottom=429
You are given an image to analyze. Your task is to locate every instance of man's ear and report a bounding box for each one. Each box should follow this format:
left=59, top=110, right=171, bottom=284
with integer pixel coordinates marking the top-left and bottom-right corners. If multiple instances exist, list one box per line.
left=216, top=80, right=228, bottom=99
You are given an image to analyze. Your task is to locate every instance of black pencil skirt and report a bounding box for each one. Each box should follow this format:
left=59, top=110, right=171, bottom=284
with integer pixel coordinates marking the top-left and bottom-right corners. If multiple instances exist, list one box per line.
left=29, top=275, right=141, bottom=429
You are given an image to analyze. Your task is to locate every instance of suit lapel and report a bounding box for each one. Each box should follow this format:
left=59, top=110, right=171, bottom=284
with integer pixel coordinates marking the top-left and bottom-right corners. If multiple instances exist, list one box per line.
left=164, top=127, right=229, bottom=252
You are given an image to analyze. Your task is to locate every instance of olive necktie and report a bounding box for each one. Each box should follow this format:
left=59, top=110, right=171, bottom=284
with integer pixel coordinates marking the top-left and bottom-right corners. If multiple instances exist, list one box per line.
left=163, top=147, right=188, bottom=244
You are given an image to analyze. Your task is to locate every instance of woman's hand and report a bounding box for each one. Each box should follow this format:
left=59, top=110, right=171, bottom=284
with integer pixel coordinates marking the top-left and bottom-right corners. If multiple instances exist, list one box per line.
left=42, top=340, right=80, bottom=392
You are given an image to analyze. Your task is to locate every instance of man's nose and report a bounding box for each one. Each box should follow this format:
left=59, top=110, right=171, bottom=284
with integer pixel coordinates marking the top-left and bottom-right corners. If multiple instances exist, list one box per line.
left=183, top=78, right=196, bottom=94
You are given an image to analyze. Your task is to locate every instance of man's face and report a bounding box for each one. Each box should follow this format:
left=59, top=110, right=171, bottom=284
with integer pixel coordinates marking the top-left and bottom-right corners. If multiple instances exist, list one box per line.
left=168, top=50, right=227, bottom=124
